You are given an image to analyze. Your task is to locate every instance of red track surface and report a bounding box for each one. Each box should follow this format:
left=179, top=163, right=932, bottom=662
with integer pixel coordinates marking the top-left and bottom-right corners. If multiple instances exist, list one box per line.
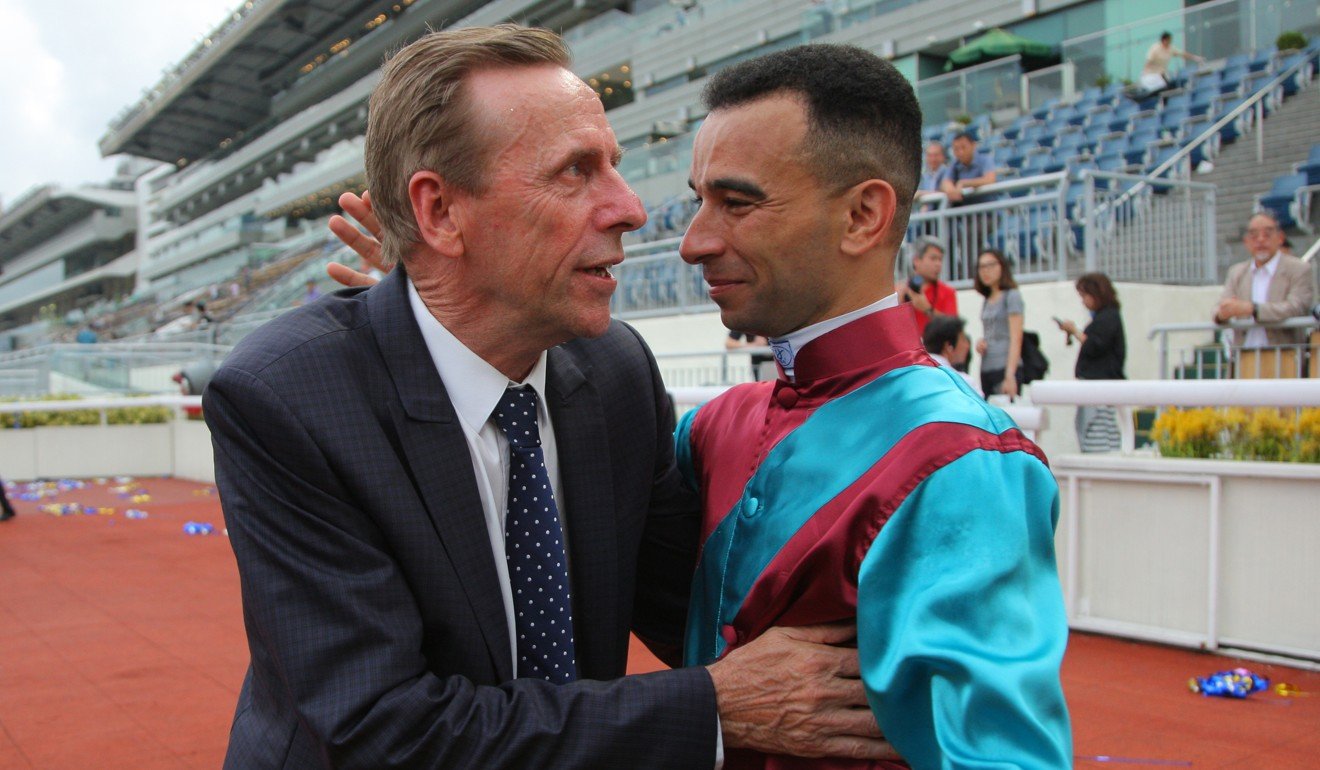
left=1, top=478, right=1316, bottom=769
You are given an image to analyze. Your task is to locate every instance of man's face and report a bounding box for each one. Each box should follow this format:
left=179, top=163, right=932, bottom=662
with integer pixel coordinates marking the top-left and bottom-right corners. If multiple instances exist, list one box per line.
left=925, top=144, right=945, bottom=172
left=679, top=95, right=852, bottom=338
left=913, top=246, right=943, bottom=282
left=952, top=136, right=975, bottom=165
left=450, top=65, right=645, bottom=344
left=945, top=332, right=970, bottom=366
left=1242, top=215, right=1284, bottom=261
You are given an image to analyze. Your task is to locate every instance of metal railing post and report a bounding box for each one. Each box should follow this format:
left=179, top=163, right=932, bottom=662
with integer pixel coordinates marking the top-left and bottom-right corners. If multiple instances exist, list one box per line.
left=1255, top=99, right=1264, bottom=164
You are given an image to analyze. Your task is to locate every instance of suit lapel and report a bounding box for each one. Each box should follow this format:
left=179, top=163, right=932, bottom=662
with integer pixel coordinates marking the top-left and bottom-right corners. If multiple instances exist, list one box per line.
left=369, top=268, right=512, bottom=681
left=546, top=346, right=620, bottom=680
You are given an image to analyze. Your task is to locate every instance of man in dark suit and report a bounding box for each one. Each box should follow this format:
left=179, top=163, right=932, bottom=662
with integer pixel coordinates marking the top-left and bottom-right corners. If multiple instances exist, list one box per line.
left=209, top=25, right=889, bottom=768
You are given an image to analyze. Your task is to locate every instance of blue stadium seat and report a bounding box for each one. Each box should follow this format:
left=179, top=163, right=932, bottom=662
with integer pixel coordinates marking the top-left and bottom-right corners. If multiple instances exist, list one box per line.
left=1163, top=92, right=1190, bottom=112
left=1300, top=144, right=1320, bottom=185
left=1055, top=131, right=1089, bottom=157
left=1128, top=113, right=1160, bottom=136
left=1248, top=49, right=1273, bottom=72
left=1123, top=129, right=1160, bottom=166
left=1160, top=107, right=1190, bottom=139
left=1258, top=173, right=1307, bottom=228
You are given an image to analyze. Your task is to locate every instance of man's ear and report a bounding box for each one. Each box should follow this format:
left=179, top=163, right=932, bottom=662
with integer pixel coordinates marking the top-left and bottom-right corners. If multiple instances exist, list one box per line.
left=408, top=170, right=464, bottom=259
left=840, top=178, right=897, bottom=258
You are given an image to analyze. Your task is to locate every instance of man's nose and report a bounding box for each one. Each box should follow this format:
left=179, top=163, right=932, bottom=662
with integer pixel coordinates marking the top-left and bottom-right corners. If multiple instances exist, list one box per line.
left=678, top=205, right=719, bottom=264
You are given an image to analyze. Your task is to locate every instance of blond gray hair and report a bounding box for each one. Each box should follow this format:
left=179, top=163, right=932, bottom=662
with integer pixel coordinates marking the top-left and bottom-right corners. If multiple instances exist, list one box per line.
left=364, top=24, right=571, bottom=265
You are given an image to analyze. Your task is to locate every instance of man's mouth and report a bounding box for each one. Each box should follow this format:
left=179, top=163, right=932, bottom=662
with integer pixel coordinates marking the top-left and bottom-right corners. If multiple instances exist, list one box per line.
left=582, top=266, right=613, bottom=278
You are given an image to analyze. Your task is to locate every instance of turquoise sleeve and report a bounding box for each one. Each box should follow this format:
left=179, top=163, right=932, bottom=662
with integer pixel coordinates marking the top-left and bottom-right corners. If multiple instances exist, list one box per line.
left=673, top=406, right=700, bottom=494
left=857, top=450, right=1072, bottom=769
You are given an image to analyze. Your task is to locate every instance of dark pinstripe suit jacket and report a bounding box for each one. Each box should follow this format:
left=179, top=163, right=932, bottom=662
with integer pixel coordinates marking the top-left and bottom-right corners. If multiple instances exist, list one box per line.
left=206, top=267, right=716, bottom=768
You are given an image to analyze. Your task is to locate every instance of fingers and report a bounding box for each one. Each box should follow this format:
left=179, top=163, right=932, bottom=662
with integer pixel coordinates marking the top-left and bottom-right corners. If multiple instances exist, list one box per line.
left=328, top=215, right=384, bottom=266
left=775, top=621, right=857, bottom=646
left=326, top=262, right=379, bottom=288
left=816, top=737, right=903, bottom=762
left=338, top=191, right=381, bottom=238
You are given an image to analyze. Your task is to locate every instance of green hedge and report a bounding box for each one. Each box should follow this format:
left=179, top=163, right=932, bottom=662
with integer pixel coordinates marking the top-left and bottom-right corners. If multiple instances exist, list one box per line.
left=0, top=394, right=173, bottom=429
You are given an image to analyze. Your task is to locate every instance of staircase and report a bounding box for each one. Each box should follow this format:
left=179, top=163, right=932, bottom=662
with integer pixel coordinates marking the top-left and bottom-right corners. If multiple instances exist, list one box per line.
left=1195, top=83, right=1320, bottom=276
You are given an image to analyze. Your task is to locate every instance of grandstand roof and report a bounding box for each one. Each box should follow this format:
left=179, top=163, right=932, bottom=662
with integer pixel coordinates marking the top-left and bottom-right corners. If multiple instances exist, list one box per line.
left=98, top=0, right=487, bottom=165
left=0, top=187, right=137, bottom=260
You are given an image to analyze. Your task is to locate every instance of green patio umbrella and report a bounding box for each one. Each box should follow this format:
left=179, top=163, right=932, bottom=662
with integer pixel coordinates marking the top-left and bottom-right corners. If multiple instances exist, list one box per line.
left=944, top=28, right=1058, bottom=71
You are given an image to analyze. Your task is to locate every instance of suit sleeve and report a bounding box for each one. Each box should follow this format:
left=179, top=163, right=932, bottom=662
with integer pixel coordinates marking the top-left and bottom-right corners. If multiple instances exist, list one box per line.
left=206, top=364, right=717, bottom=769
left=855, top=450, right=1072, bottom=770
left=623, top=322, right=705, bottom=668
left=1255, top=262, right=1315, bottom=322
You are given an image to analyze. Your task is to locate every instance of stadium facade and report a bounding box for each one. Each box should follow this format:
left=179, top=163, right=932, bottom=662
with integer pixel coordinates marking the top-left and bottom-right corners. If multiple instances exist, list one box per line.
left=0, top=0, right=1315, bottom=345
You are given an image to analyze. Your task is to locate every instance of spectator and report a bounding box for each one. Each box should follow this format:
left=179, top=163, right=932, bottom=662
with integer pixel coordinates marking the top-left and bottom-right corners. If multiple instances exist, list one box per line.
left=1056, top=272, right=1126, bottom=452
left=915, top=141, right=947, bottom=199
left=899, top=236, right=957, bottom=333
left=192, top=301, right=213, bottom=326
left=300, top=279, right=323, bottom=305
left=75, top=326, right=98, bottom=344
left=922, top=315, right=981, bottom=394
left=938, top=131, right=996, bottom=206
left=1140, top=32, right=1204, bottom=93
left=725, top=330, right=772, bottom=380
left=1, top=477, right=15, bottom=522
left=974, top=249, right=1024, bottom=398
left=1213, top=211, right=1315, bottom=349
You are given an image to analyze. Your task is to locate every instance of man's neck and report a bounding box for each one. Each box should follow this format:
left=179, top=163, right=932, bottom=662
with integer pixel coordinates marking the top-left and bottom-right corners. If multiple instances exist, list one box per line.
left=410, top=269, right=547, bottom=382
left=1253, top=251, right=1278, bottom=268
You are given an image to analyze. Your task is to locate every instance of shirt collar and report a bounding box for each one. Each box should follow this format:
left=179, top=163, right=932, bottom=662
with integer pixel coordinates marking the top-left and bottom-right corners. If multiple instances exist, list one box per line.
left=407, top=278, right=549, bottom=432
left=768, top=294, right=899, bottom=380
left=929, top=352, right=952, bottom=368
left=1250, top=252, right=1281, bottom=276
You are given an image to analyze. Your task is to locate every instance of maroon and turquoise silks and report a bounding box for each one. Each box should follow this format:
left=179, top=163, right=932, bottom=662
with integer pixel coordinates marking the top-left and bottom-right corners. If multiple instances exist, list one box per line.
left=676, top=305, right=1071, bottom=770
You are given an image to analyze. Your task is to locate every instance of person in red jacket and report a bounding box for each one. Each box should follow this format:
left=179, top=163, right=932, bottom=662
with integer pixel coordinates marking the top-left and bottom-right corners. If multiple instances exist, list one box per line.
left=899, top=237, right=957, bottom=333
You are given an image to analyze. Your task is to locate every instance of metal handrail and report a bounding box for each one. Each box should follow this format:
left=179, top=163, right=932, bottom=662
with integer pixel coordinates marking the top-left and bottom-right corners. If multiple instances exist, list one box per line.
left=1130, top=50, right=1319, bottom=205
left=1302, top=236, right=1320, bottom=264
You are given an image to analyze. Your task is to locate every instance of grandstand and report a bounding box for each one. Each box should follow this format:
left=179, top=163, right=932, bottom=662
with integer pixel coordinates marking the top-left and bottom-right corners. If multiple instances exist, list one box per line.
left=0, top=0, right=1314, bottom=382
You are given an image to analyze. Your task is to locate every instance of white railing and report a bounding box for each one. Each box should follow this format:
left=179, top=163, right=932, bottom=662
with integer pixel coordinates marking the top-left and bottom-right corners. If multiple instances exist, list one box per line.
left=1028, top=377, right=1320, bottom=665
left=1080, top=170, right=1218, bottom=284
left=1147, top=316, right=1318, bottom=379
left=909, top=172, right=1072, bottom=284
left=0, top=343, right=230, bottom=396
left=670, top=384, right=1049, bottom=440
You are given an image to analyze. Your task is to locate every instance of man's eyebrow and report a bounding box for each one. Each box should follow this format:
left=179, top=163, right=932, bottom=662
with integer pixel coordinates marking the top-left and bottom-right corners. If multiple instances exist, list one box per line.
left=688, top=177, right=767, bottom=199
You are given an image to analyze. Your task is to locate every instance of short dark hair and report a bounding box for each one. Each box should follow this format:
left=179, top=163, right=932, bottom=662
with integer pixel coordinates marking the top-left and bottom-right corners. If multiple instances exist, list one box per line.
left=952, top=131, right=977, bottom=144
left=973, top=249, right=1018, bottom=297
left=923, top=315, right=966, bottom=355
left=1075, top=272, right=1120, bottom=310
left=1160, top=32, right=1173, bottom=42
left=701, top=44, right=922, bottom=240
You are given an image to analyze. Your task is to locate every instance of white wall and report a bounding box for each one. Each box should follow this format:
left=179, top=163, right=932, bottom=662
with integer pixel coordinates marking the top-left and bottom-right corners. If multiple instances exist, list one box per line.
left=1, top=419, right=214, bottom=483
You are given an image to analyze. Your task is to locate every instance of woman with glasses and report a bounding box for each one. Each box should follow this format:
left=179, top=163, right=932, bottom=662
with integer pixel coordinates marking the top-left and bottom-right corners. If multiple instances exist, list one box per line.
left=974, top=249, right=1024, bottom=399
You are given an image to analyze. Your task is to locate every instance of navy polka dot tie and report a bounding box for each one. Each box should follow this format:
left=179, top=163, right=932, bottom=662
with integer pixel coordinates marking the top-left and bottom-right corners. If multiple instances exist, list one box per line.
left=491, top=386, right=577, bottom=684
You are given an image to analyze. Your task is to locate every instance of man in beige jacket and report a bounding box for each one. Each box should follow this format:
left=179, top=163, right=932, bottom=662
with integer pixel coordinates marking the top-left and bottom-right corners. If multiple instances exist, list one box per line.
left=1213, top=211, right=1315, bottom=349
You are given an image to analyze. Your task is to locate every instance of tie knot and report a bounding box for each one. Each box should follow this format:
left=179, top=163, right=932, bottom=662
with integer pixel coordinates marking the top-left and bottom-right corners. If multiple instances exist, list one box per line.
left=492, top=386, right=542, bottom=448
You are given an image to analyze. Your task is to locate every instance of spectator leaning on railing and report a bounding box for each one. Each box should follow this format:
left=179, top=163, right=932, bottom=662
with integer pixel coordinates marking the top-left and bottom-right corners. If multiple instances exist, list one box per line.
left=1213, top=211, right=1315, bottom=349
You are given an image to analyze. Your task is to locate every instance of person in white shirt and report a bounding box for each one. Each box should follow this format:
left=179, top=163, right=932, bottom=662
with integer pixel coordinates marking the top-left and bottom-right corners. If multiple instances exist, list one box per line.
left=922, top=315, right=982, bottom=395
left=1140, top=32, right=1204, bottom=91
left=1214, top=211, right=1316, bottom=351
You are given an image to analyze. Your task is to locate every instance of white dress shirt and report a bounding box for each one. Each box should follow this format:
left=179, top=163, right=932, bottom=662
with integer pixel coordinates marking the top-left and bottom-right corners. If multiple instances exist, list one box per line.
left=407, top=280, right=564, bottom=673
left=930, top=352, right=983, bottom=394
left=409, top=280, right=723, bottom=765
left=1244, top=252, right=1280, bottom=349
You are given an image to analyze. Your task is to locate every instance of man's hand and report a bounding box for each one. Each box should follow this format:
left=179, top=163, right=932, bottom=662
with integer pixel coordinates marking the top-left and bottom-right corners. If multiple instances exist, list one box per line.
left=327, top=191, right=387, bottom=288
left=706, top=622, right=901, bottom=762
left=1215, top=297, right=1253, bottom=322
left=904, top=282, right=933, bottom=313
